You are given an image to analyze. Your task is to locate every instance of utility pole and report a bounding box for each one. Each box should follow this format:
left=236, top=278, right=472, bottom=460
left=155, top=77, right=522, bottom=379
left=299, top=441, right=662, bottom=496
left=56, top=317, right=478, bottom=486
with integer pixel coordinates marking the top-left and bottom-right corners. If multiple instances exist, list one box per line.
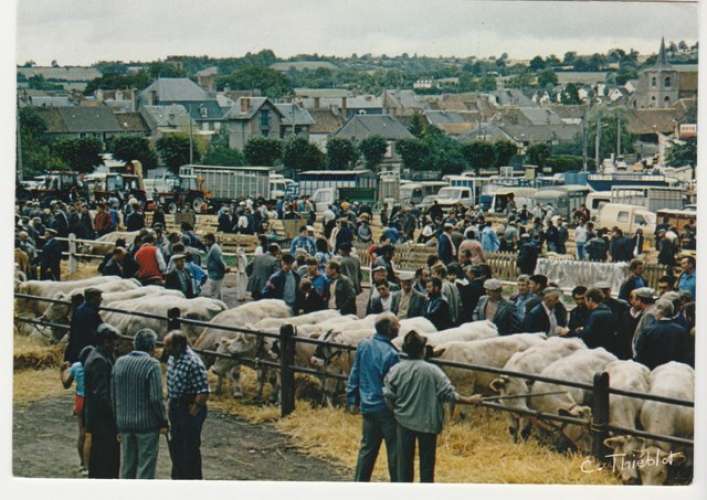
left=581, top=107, right=588, bottom=172
left=594, top=110, right=602, bottom=172
left=616, top=114, right=621, bottom=160
left=188, top=103, right=194, bottom=164
left=16, top=94, right=23, bottom=182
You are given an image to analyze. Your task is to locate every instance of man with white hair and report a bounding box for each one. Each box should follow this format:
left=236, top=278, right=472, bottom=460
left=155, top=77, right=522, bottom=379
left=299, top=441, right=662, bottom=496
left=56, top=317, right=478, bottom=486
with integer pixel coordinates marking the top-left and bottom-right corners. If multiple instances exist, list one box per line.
left=473, top=279, right=520, bottom=335
left=111, top=329, right=167, bottom=479
left=524, top=287, right=563, bottom=335
left=346, top=313, right=400, bottom=482
left=634, top=299, right=691, bottom=369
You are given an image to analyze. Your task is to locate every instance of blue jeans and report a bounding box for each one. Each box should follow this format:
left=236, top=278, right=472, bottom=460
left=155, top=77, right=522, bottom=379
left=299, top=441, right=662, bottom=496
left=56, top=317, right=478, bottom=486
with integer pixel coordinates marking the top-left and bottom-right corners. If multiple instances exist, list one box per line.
left=120, top=431, right=160, bottom=479
left=576, top=242, right=587, bottom=261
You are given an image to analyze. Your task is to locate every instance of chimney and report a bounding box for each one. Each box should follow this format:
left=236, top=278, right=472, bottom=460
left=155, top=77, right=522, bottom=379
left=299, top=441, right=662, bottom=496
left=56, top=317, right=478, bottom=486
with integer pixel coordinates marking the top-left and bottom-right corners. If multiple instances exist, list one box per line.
left=341, top=96, right=348, bottom=117
left=314, top=96, right=320, bottom=109
left=241, top=97, right=250, bottom=113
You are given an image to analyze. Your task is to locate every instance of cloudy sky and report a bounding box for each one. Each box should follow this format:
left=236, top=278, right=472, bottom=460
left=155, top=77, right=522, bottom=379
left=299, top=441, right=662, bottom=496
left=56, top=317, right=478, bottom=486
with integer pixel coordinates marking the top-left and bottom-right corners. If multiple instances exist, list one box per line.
left=16, top=0, right=699, bottom=65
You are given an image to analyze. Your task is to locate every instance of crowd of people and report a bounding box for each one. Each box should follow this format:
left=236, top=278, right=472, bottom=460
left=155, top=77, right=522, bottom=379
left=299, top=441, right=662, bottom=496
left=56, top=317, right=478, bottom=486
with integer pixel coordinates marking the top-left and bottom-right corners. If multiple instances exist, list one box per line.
left=16, top=190, right=698, bottom=482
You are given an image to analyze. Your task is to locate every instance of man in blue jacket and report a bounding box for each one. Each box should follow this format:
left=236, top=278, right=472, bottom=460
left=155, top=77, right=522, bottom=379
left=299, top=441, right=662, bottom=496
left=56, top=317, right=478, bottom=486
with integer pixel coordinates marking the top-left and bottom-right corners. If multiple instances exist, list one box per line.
left=346, top=313, right=400, bottom=482
left=634, top=299, right=691, bottom=370
left=559, top=287, right=616, bottom=351
left=436, top=223, right=456, bottom=265
left=262, top=254, right=301, bottom=311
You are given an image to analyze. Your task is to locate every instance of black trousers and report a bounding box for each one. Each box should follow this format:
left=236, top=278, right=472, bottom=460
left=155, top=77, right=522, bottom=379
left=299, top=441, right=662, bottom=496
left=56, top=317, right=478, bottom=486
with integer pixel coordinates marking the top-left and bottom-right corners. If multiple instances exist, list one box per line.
left=353, top=409, right=398, bottom=482
left=169, top=400, right=207, bottom=479
left=88, top=428, right=120, bottom=479
left=396, top=424, right=437, bottom=483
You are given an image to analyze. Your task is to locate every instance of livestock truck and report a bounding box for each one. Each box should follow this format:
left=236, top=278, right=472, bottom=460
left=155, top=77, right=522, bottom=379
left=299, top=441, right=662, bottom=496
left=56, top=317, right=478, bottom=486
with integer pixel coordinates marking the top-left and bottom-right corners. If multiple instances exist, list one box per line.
left=297, top=170, right=378, bottom=212
left=179, top=164, right=272, bottom=212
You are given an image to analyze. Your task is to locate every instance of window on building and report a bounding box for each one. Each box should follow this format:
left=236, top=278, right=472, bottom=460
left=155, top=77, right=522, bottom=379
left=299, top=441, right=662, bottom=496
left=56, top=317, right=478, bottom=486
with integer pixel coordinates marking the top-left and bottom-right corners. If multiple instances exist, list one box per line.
left=651, top=76, right=657, bottom=87
left=260, top=109, right=270, bottom=129
left=664, top=96, right=670, bottom=104
left=664, top=76, right=671, bottom=87
left=200, top=105, right=208, bottom=118
left=651, top=96, right=656, bottom=103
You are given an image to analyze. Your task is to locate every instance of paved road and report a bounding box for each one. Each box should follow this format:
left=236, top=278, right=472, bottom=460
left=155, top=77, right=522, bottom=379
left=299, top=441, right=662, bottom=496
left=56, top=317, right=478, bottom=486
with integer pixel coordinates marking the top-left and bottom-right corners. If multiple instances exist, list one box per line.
left=13, top=394, right=347, bottom=481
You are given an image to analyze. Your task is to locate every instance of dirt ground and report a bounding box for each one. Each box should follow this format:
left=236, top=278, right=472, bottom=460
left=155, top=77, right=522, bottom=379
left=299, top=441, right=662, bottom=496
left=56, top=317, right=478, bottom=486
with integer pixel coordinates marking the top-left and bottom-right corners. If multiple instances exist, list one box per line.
left=13, top=393, right=347, bottom=480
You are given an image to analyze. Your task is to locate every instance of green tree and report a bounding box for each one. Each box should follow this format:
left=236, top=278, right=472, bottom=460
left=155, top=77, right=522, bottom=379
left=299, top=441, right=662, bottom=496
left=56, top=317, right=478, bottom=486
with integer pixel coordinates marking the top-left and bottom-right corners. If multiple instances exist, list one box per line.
left=408, top=112, right=426, bottom=138
left=216, top=66, right=291, bottom=98
left=51, top=138, right=104, bottom=173
left=395, top=139, right=430, bottom=171
left=561, top=83, right=582, bottom=104
left=156, top=134, right=200, bottom=173
left=146, top=62, right=186, bottom=78
left=109, top=136, right=158, bottom=169
left=28, top=74, right=64, bottom=91
left=563, top=51, right=578, bottom=66
left=18, top=108, right=63, bottom=178
left=529, top=56, right=546, bottom=71
left=202, top=145, right=245, bottom=166
left=526, top=143, right=551, bottom=167
left=326, top=138, right=359, bottom=170
left=666, top=139, right=696, bottom=167
left=492, top=140, right=518, bottom=167
left=585, top=109, right=635, bottom=162
left=461, top=141, right=495, bottom=170
left=537, top=69, right=558, bottom=88
left=423, top=128, right=468, bottom=175
left=479, top=74, right=497, bottom=91
left=243, top=137, right=282, bottom=166
left=282, top=137, right=324, bottom=171
left=359, top=135, right=388, bottom=170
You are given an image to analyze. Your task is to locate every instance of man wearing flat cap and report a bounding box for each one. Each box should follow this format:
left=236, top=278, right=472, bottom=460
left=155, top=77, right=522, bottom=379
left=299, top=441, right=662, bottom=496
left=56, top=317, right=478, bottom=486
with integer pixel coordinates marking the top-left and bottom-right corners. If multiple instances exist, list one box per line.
left=40, top=228, right=63, bottom=280
left=397, top=271, right=428, bottom=320
left=165, top=254, right=195, bottom=298
left=366, top=265, right=400, bottom=315
left=472, top=279, right=520, bottom=335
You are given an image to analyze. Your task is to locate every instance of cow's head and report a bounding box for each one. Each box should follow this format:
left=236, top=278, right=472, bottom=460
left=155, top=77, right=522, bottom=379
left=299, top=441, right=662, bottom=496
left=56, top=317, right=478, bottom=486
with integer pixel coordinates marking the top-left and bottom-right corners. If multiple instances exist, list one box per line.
left=490, top=376, right=532, bottom=442
left=557, top=404, right=593, bottom=453
left=637, top=443, right=686, bottom=485
left=42, top=292, right=72, bottom=323
left=210, top=336, right=249, bottom=376
left=603, top=435, right=643, bottom=484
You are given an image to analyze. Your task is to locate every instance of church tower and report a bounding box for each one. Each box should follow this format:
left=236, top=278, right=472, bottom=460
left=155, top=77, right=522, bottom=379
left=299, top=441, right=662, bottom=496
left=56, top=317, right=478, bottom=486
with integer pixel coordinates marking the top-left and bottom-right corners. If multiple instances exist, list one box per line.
left=641, top=37, right=679, bottom=108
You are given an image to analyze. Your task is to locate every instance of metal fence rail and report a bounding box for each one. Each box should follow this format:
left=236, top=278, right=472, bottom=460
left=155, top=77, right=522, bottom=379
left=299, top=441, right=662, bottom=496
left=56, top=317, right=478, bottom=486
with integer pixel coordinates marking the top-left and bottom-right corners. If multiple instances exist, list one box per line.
left=14, top=292, right=694, bottom=461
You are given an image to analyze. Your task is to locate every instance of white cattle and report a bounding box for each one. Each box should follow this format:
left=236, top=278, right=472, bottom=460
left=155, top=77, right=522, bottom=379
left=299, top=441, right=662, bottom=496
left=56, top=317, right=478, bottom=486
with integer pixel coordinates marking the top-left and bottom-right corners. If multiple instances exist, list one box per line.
left=193, top=300, right=292, bottom=353
left=38, top=279, right=144, bottom=325
left=489, top=338, right=586, bottom=442
left=392, top=320, right=497, bottom=349
left=429, top=333, right=547, bottom=397
left=15, top=276, right=121, bottom=317
left=211, top=310, right=337, bottom=400
left=252, top=309, right=340, bottom=331
left=636, top=362, right=693, bottom=485
left=103, top=296, right=228, bottom=341
left=90, top=231, right=139, bottom=254
left=528, top=347, right=618, bottom=454
left=601, top=360, right=651, bottom=484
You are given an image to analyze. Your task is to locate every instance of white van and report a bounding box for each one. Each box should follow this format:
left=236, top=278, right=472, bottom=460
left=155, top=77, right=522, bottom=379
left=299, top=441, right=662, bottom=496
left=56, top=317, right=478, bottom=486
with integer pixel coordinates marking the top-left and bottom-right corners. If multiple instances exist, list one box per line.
left=597, top=203, right=656, bottom=236
left=585, top=191, right=612, bottom=217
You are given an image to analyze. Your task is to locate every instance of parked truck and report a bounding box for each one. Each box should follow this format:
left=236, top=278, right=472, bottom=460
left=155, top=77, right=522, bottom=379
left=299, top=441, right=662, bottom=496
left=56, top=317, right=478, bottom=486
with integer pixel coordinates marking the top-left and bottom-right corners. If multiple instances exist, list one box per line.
left=179, top=164, right=272, bottom=212
left=297, top=170, right=377, bottom=211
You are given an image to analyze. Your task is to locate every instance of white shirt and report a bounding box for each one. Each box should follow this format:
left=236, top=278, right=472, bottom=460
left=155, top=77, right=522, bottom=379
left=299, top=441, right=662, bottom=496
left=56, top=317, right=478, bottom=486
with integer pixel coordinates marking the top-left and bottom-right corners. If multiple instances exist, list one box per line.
left=574, top=225, right=588, bottom=243
left=380, top=295, right=392, bottom=312
left=542, top=301, right=558, bottom=336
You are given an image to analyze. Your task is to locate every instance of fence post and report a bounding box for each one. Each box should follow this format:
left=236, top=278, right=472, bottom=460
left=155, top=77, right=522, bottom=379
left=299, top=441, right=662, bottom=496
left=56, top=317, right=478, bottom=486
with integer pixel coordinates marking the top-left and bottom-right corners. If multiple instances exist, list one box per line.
left=167, top=307, right=181, bottom=331
left=279, top=324, right=296, bottom=417
left=591, top=371, right=610, bottom=462
left=68, top=233, right=77, bottom=275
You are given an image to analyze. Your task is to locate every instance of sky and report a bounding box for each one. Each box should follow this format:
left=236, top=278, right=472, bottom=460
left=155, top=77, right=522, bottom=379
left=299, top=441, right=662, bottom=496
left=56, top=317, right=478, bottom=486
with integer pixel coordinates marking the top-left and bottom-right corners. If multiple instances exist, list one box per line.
left=16, top=0, right=699, bottom=66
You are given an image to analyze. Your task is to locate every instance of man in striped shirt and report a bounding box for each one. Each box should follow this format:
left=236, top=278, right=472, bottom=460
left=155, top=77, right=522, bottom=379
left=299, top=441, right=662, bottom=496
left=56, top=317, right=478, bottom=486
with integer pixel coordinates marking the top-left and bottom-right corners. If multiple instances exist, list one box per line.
left=111, top=328, right=167, bottom=479
left=164, top=330, right=210, bottom=480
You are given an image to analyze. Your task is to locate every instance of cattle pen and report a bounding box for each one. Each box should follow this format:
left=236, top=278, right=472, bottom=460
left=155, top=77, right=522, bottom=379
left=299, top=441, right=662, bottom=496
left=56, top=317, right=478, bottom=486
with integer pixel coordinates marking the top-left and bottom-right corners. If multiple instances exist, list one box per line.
left=14, top=292, right=694, bottom=469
